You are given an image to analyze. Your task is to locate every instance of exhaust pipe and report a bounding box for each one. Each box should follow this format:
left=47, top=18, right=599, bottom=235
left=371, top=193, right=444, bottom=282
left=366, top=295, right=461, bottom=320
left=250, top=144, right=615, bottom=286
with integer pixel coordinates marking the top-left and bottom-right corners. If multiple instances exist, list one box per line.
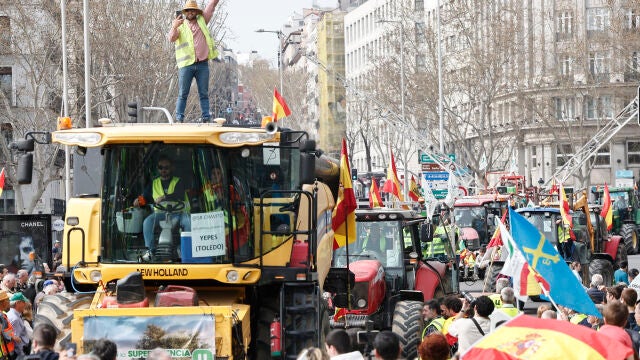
left=265, top=122, right=278, bottom=135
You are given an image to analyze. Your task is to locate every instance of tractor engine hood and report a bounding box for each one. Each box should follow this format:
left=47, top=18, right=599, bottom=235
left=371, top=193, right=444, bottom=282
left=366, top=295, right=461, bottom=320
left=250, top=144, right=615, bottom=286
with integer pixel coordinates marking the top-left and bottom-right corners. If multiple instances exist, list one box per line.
left=342, top=260, right=386, bottom=315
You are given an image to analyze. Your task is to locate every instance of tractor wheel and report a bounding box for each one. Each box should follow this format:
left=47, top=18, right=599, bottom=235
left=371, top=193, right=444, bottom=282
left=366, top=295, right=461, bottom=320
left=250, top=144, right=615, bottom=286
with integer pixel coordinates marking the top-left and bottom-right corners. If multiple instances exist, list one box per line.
left=34, top=293, right=92, bottom=348
left=483, top=261, right=504, bottom=293
left=589, top=258, right=614, bottom=286
left=615, top=242, right=628, bottom=268
left=392, top=300, right=422, bottom=360
left=621, top=224, right=638, bottom=255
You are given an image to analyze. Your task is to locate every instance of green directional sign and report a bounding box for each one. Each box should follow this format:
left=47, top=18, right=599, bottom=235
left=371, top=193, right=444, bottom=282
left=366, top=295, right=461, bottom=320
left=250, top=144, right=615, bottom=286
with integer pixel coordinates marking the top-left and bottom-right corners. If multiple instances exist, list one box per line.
left=418, top=151, right=456, bottom=164
left=432, top=189, right=448, bottom=199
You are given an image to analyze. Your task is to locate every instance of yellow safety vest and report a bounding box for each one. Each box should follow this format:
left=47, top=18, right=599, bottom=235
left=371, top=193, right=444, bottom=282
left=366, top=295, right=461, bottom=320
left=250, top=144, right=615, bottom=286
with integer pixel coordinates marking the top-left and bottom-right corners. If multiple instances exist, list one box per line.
left=152, top=177, right=189, bottom=212
left=174, top=15, right=218, bottom=68
left=499, top=305, right=520, bottom=317
left=570, top=313, right=588, bottom=325
left=489, top=294, right=502, bottom=308
left=422, top=317, right=445, bottom=339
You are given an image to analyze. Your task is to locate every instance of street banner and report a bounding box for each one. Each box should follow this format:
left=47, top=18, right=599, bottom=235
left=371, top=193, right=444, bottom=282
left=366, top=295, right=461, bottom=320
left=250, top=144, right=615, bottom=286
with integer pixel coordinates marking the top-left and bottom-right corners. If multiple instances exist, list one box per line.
left=84, top=314, right=215, bottom=360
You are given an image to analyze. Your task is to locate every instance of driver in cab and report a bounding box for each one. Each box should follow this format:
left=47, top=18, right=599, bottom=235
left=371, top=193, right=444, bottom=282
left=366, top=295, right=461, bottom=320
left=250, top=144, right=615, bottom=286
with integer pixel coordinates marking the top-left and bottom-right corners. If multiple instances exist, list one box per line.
left=134, top=155, right=191, bottom=261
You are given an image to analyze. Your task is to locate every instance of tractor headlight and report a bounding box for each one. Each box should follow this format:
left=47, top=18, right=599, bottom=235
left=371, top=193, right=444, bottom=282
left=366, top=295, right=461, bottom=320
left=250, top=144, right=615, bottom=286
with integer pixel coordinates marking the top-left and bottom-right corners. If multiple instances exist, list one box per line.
left=226, top=270, right=239, bottom=282
left=356, top=298, right=367, bottom=308
left=90, top=270, right=102, bottom=282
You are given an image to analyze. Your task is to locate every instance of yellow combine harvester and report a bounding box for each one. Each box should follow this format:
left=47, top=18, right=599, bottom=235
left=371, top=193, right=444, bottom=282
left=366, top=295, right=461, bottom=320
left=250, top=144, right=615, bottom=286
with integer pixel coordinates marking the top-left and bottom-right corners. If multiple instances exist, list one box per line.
left=19, top=119, right=339, bottom=359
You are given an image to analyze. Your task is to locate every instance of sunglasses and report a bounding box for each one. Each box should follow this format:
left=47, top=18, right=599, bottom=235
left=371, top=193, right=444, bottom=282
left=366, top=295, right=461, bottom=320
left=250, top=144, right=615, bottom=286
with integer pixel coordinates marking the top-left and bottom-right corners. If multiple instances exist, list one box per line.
left=157, top=165, right=170, bottom=170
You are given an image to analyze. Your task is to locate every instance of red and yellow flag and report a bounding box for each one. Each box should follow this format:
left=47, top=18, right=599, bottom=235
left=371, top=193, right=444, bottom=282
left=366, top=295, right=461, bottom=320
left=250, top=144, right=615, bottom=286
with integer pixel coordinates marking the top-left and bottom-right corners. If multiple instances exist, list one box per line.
left=600, top=183, right=613, bottom=230
left=369, top=180, right=383, bottom=208
left=272, top=87, right=291, bottom=121
left=487, top=211, right=508, bottom=248
left=382, top=148, right=404, bottom=202
left=408, top=175, right=421, bottom=201
left=0, top=168, right=5, bottom=198
left=332, top=139, right=357, bottom=250
left=559, top=181, right=573, bottom=228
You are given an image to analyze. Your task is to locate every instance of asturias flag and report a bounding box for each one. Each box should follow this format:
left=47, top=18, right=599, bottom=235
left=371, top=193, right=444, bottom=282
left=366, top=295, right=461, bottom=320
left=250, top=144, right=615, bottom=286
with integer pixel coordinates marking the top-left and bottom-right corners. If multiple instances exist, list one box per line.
left=600, top=183, right=613, bottom=231
left=369, top=180, right=383, bottom=208
left=0, top=168, right=5, bottom=198
left=508, top=208, right=601, bottom=317
left=272, top=87, right=292, bottom=121
left=332, top=138, right=357, bottom=250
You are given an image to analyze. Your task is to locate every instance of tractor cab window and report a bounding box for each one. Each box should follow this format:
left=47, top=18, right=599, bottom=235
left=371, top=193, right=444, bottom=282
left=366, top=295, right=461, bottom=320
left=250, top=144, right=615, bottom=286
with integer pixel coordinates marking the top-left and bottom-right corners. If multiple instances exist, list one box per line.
left=333, top=221, right=403, bottom=268
left=100, top=143, right=300, bottom=265
left=520, top=212, right=560, bottom=245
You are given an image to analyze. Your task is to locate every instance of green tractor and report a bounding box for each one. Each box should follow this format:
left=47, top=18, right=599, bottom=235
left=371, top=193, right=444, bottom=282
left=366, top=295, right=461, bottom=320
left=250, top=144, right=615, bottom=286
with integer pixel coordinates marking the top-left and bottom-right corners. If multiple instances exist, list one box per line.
left=591, top=186, right=640, bottom=255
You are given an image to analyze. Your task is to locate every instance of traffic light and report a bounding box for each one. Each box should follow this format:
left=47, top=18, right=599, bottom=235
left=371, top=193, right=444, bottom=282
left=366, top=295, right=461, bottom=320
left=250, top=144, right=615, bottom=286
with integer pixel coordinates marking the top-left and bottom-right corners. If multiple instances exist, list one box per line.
left=351, top=168, right=358, bottom=181
left=127, top=101, right=141, bottom=122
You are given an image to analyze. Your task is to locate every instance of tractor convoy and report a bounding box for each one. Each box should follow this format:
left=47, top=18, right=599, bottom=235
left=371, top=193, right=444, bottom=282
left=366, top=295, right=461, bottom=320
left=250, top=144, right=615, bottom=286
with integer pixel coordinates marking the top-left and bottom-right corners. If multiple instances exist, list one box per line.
left=14, top=111, right=639, bottom=359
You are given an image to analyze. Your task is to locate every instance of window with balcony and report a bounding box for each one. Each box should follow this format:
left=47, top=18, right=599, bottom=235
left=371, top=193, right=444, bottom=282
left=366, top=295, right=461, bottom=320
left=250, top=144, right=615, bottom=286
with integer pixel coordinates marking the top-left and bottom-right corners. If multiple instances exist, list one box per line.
left=556, top=11, right=573, bottom=40
left=414, top=0, right=424, bottom=11
left=587, top=7, right=610, bottom=31
left=589, top=51, right=610, bottom=78
left=554, top=97, right=575, bottom=121
left=0, top=67, right=12, bottom=105
left=531, top=146, right=537, bottom=169
left=558, top=54, right=573, bottom=76
left=557, top=144, right=573, bottom=167
left=585, top=96, right=613, bottom=120
left=592, top=144, right=611, bottom=167
left=628, top=141, right=640, bottom=165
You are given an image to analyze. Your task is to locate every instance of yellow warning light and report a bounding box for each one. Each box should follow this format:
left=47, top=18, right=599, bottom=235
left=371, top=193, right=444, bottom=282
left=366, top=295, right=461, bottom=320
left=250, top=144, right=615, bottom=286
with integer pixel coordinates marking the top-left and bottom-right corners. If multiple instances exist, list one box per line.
left=57, top=117, right=72, bottom=130
left=261, top=116, right=273, bottom=128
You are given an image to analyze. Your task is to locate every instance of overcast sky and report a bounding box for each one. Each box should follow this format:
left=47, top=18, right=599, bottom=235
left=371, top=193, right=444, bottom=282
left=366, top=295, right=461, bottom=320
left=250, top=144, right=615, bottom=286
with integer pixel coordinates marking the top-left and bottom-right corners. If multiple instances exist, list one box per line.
left=222, top=0, right=337, bottom=65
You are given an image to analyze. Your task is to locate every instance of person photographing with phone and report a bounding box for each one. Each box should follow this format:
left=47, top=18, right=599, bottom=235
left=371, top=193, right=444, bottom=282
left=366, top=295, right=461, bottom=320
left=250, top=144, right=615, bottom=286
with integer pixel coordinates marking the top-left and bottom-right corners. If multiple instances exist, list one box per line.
left=168, top=0, right=220, bottom=123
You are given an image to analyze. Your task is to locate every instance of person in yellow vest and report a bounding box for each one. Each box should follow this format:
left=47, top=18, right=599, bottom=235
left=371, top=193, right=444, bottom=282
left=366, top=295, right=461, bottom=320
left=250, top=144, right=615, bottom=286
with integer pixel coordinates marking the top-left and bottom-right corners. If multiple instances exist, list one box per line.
left=488, top=277, right=510, bottom=309
left=424, top=218, right=459, bottom=261
left=168, top=0, right=220, bottom=123
left=496, top=287, right=522, bottom=318
left=556, top=219, right=572, bottom=260
left=135, top=156, right=191, bottom=261
left=422, top=299, right=445, bottom=340
left=0, top=290, right=17, bottom=360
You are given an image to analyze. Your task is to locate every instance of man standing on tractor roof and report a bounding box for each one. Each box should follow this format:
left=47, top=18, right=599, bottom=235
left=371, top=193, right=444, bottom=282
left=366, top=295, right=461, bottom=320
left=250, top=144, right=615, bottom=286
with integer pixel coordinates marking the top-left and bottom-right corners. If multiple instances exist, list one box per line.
left=168, top=0, right=220, bottom=123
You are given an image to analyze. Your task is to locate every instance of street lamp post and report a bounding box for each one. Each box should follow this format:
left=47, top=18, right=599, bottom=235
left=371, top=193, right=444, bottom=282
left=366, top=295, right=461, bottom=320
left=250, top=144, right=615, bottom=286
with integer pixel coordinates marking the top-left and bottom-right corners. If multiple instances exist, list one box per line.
left=377, top=19, right=408, bottom=200
left=255, top=28, right=284, bottom=95
left=436, top=0, right=444, bottom=153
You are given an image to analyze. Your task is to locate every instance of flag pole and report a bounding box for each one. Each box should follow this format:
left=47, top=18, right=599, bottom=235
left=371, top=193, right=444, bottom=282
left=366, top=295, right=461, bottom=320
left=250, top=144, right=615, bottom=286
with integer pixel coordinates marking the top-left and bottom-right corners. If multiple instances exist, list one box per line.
left=538, top=282, right=560, bottom=312
left=345, top=182, right=352, bottom=311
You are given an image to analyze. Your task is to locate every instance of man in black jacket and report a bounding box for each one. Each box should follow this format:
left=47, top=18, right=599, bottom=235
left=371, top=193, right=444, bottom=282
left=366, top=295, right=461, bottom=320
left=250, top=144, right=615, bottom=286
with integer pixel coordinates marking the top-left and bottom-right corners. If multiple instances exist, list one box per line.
left=31, top=323, right=58, bottom=360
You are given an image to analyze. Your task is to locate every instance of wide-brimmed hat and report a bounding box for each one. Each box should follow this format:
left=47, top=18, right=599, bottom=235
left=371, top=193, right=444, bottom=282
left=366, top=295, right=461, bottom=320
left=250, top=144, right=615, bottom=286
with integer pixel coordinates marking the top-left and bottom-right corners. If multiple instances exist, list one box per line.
left=0, top=290, right=7, bottom=302
left=182, top=0, right=203, bottom=15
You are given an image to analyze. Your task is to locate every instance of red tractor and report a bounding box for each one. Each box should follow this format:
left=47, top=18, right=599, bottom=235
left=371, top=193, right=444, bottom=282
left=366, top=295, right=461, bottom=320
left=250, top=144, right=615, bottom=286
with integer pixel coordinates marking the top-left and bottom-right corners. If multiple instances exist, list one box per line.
left=325, top=208, right=458, bottom=359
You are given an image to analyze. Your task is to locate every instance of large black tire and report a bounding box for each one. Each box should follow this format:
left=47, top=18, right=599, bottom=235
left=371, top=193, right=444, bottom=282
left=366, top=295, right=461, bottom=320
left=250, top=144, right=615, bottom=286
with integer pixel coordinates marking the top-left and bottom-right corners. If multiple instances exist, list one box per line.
left=615, top=243, right=628, bottom=268
left=621, top=224, right=638, bottom=255
left=391, top=300, right=422, bottom=360
left=483, top=261, right=504, bottom=293
left=34, top=293, right=92, bottom=347
left=589, top=258, right=614, bottom=286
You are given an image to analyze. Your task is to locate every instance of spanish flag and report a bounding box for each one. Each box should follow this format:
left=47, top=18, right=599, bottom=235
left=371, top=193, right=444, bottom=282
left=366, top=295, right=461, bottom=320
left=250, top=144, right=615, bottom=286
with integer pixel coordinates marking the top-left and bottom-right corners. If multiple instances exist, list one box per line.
left=369, top=180, right=383, bottom=208
left=272, top=87, right=291, bottom=121
left=600, top=183, right=613, bottom=230
left=0, top=168, right=5, bottom=198
left=332, top=139, right=357, bottom=250
left=559, top=181, right=573, bottom=228
left=381, top=148, right=404, bottom=202
left=408, top=175, right=421, bottom=201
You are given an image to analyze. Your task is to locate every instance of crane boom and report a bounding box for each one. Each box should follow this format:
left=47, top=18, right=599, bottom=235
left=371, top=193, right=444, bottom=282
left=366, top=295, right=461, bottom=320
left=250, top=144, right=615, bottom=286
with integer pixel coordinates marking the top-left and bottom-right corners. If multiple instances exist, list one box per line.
left=546, top=92, right=639, bottom=186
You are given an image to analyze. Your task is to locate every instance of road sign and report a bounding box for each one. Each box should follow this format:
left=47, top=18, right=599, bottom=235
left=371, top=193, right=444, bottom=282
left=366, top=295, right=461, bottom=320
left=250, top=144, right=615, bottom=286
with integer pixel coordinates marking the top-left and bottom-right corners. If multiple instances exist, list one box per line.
left=226, top=107, right=232, bottom=114
left=424, top=172, right=449, bottom=181
left=422, top=163, right=444, bottom=171
left=418, top=152, right=456, bottom=164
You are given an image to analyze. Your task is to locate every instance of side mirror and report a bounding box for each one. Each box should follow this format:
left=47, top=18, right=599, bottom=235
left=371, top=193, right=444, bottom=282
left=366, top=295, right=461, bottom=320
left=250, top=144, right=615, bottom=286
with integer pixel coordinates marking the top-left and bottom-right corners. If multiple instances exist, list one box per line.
left=420, top=223, right=434, bottom=243
left=17, top=153, right=33, bottom=184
